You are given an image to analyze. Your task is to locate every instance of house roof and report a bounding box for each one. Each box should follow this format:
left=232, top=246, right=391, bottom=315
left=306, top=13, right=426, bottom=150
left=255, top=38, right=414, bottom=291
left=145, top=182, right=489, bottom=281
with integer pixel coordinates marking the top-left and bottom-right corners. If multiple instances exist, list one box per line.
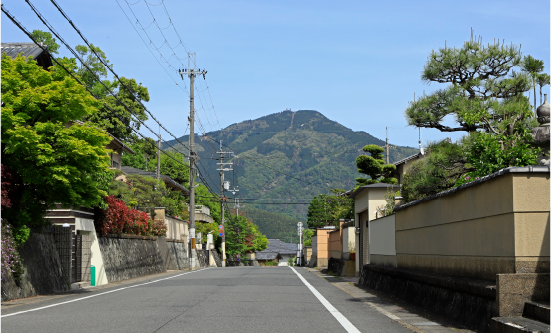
left=255, top=251, right=281, bottom=261
left=255, top=239, right=297, bottom=258
left=120, top=166, right=189, bottom=195
left=349, top=183, right=401, bottom=198
left=2, top=42, right=53, bottom=69
left=393, top=152, right=423, bottom=166
left=109, top=136, right=136, bottom=155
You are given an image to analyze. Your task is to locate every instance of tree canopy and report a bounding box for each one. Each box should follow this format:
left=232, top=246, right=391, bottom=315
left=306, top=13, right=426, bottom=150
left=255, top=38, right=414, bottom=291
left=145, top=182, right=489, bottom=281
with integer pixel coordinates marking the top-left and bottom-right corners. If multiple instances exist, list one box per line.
left=355, top=144, right=397, bottom=186
left=400, top=34, right=545, bottom=203
left=30, top=30, right=150, bottom=143
left=1, top=54, right=111, bottom=244
left=30, top=29, right=60, bottom=55
left=307, top=189, right=354, bottom=229
left=406, top=34, right=533, bottom=133
left=225, top=214, right=268, bottom=256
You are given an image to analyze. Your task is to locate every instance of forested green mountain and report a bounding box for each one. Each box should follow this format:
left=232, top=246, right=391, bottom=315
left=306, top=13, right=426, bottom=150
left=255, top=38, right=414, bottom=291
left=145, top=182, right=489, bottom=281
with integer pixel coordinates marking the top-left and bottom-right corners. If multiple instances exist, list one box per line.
left=163, top=110, right=418, bottom=238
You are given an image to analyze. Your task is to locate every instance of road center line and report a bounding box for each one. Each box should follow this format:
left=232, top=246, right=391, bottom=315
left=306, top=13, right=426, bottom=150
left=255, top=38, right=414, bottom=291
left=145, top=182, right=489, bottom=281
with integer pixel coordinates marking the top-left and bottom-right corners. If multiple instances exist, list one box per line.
left=1, top=268, right=209, bottom=318
left=290, top=267, right=361, bottom=333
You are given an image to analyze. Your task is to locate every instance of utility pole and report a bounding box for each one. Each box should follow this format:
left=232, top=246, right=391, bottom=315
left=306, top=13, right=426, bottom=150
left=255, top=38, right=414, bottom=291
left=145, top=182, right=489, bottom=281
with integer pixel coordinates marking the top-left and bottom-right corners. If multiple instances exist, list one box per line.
left=156, top=124, right=161, bottom=180
left=231, top=187, right=240, bottom=216
left=385, top=127, right=389, bottom=165
left=297, top=222, right=303, bottom=266
left=179, top=53, right=207, bottom=268
left=217, top=141, right=233, bottom=267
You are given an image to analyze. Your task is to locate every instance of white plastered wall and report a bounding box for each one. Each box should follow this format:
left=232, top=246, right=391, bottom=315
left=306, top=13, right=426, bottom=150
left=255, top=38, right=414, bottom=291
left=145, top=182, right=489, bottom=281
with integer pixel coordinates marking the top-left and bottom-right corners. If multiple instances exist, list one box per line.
left=369, top=214, right=397, bottom=267
left=75, top=218, right=108, bottom=286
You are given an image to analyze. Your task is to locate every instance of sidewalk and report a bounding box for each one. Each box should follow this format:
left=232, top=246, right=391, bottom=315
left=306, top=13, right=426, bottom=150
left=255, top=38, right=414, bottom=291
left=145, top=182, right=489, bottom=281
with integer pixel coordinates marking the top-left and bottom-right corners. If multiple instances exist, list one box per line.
left=308, top=268, right=475, bottom=333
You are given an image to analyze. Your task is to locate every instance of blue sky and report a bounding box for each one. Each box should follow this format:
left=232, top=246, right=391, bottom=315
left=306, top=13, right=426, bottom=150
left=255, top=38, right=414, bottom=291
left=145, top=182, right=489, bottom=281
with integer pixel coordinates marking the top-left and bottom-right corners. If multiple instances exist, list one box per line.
left=2, top=0, right=550, bottom=148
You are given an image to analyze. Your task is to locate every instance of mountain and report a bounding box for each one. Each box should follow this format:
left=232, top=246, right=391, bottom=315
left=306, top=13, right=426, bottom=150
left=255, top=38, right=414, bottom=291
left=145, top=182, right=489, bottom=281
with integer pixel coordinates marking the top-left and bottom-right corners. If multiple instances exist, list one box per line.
left=163, top=110, right=418, bottom=236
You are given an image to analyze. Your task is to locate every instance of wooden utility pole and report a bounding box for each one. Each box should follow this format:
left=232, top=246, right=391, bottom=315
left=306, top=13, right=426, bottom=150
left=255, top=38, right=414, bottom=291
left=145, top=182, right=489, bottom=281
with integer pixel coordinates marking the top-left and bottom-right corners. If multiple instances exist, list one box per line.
left=179, top=53, right=206, bottom=268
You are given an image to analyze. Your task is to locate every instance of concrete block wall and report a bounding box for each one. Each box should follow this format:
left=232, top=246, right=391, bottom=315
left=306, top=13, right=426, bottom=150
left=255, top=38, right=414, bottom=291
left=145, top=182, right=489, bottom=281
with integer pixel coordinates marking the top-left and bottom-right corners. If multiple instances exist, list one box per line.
left=394, top=169, right=550, bottom=281
left=1, top=232, right=69, bottom=302
left=98, top=235, right=166, bottom=283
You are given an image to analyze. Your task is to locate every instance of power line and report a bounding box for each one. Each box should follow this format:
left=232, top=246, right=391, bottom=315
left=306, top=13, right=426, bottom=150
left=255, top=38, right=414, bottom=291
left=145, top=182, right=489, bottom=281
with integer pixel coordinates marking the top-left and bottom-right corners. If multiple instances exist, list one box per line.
left=4, top=3, right=222, bottom=199
left=1, top=4, right=190, bottom=176
left=44, top=0, right=221, bottom=198
left=48, top=0, right=191, bottom=153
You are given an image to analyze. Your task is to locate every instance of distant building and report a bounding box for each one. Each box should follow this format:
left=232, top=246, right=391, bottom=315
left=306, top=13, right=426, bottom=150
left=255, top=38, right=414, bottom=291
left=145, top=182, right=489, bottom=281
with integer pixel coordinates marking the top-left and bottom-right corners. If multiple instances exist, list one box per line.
left=255, top=239, right=296, bottom=266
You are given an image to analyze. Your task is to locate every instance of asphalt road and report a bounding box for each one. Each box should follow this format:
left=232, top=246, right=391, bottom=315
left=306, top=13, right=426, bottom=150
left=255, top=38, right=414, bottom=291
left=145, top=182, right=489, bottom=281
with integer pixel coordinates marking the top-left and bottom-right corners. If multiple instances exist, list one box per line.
left=1, top=267, right=413, bottom=333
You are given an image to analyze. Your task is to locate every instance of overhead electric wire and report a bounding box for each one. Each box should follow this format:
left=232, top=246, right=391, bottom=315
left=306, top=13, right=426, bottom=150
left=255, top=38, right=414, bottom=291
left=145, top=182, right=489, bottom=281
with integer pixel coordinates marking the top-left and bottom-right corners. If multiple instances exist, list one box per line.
left=53, top=0, right=320, bottom=200
left=116, top=0, right=190, bottom=95
left=48, top=0, right=192, bottom=154
left=25, top=0, right=189, bottom=159
left=5, top=3, right=222, bottom=199
left=119, top=0, right=221, bottom=153
left=46, top=0, right=223, bottom=198
left=0, top=4, right=193, bottom=177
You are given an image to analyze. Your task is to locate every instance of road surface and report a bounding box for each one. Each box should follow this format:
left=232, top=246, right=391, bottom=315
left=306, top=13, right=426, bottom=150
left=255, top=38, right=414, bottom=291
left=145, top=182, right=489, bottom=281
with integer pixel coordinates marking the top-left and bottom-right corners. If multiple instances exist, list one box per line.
left=1, top=267, right=413, bottom=333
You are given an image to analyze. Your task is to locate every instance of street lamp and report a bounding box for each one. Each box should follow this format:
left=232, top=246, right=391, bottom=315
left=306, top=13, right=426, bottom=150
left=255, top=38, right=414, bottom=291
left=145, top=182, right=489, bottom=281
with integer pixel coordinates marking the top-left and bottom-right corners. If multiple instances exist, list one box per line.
left=297, top=222, right=303, bottom=266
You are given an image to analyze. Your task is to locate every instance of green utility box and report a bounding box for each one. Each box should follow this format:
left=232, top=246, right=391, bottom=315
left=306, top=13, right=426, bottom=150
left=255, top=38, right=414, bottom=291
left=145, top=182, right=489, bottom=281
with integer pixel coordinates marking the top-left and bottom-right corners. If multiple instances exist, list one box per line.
left=91, top=265, right=95, bottom=286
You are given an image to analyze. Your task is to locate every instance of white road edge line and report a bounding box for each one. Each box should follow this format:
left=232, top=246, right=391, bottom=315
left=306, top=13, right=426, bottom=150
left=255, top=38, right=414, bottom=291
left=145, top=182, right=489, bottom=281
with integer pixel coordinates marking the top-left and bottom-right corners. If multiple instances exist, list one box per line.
left=290, top=267, right=361, bottom=333
left=1, top=268, right=209, bottom=318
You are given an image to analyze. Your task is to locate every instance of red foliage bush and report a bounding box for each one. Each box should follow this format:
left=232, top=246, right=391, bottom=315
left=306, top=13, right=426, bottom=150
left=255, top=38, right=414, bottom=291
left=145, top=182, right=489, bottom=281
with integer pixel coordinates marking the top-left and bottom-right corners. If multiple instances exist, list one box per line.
left=97, top=196, right=166, bottom=236
left=150, top=219, right=168, bottom=237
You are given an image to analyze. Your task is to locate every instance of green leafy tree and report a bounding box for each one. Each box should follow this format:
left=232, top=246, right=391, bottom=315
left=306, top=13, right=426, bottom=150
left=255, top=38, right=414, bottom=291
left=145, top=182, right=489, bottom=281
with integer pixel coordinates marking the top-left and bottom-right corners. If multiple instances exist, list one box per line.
left=302, top=228, right=315, bottom=246
left=84, top=75, right=150, bottom=142
left=121, top=137, right=158, bottom=171
left=355, top=144, right=397, bottom=186
left=521, top=55, right=545, bottom=113
left=148, top=150, right=189, bottom=187
left=401, top=139, right=469, bottom=203
left=1, top=54, right=111, bottom=244
left=307, top=189, right=354, bottom=229
left=75, top=43, right=150, bottom=142
left=28, top=31, right=150, bottom=143
left=403, top=35, right=542, bottom=195
left=195, top=222, right=219, bottom=244
left=225, top=214, right=268, bottom=256
left=406, top=35, right=532, bottom=133
left=30, top=30, right=60, bottom=55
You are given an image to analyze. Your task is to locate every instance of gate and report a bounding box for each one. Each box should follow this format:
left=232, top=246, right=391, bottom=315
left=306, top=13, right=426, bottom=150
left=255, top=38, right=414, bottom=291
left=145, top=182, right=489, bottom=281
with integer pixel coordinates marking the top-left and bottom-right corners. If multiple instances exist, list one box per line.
left=358, top=210, right=369, bottom=267
left=72, top=234, right=82, bottom=282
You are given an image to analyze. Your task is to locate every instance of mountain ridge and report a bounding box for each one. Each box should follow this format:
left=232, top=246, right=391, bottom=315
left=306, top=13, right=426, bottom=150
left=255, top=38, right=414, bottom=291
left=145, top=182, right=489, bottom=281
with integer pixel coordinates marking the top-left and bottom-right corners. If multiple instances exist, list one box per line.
left=163, top=110, right=418, bottom=235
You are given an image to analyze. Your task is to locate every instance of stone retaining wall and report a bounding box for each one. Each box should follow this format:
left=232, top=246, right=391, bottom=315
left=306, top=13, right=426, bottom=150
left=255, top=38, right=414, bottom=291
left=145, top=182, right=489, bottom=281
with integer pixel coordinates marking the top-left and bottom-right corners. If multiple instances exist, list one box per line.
left=1, top=232, right=69, bottom=302
left=168, top=240, right=189, bottom=270
left=196, top=250, right=208, bottom=267
left=211, top=250, right=222, bottom=267
left=157, top=238, right=190, bottom=270
left=98, top=235, right=166, bottom=283
left=359, top=264, right=496, bottom=332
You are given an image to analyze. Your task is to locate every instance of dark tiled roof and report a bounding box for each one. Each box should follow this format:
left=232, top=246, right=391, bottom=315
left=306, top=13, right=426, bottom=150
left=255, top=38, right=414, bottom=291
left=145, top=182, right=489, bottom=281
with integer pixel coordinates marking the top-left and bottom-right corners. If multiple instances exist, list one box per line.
left=349, top=183, right=401, bottom=198
left=255, top=239, right=297, bottom=259
left=393, top=152, right=422, bottom=166
left=394, top=166, right=550, bottom=211
left=255, top=251, right=280, bottom=261
left=2, top=42, right=44, bottom=58
left=2, top=42, right=53, bottom=69
left=121, top=166, right=189, bottom=195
